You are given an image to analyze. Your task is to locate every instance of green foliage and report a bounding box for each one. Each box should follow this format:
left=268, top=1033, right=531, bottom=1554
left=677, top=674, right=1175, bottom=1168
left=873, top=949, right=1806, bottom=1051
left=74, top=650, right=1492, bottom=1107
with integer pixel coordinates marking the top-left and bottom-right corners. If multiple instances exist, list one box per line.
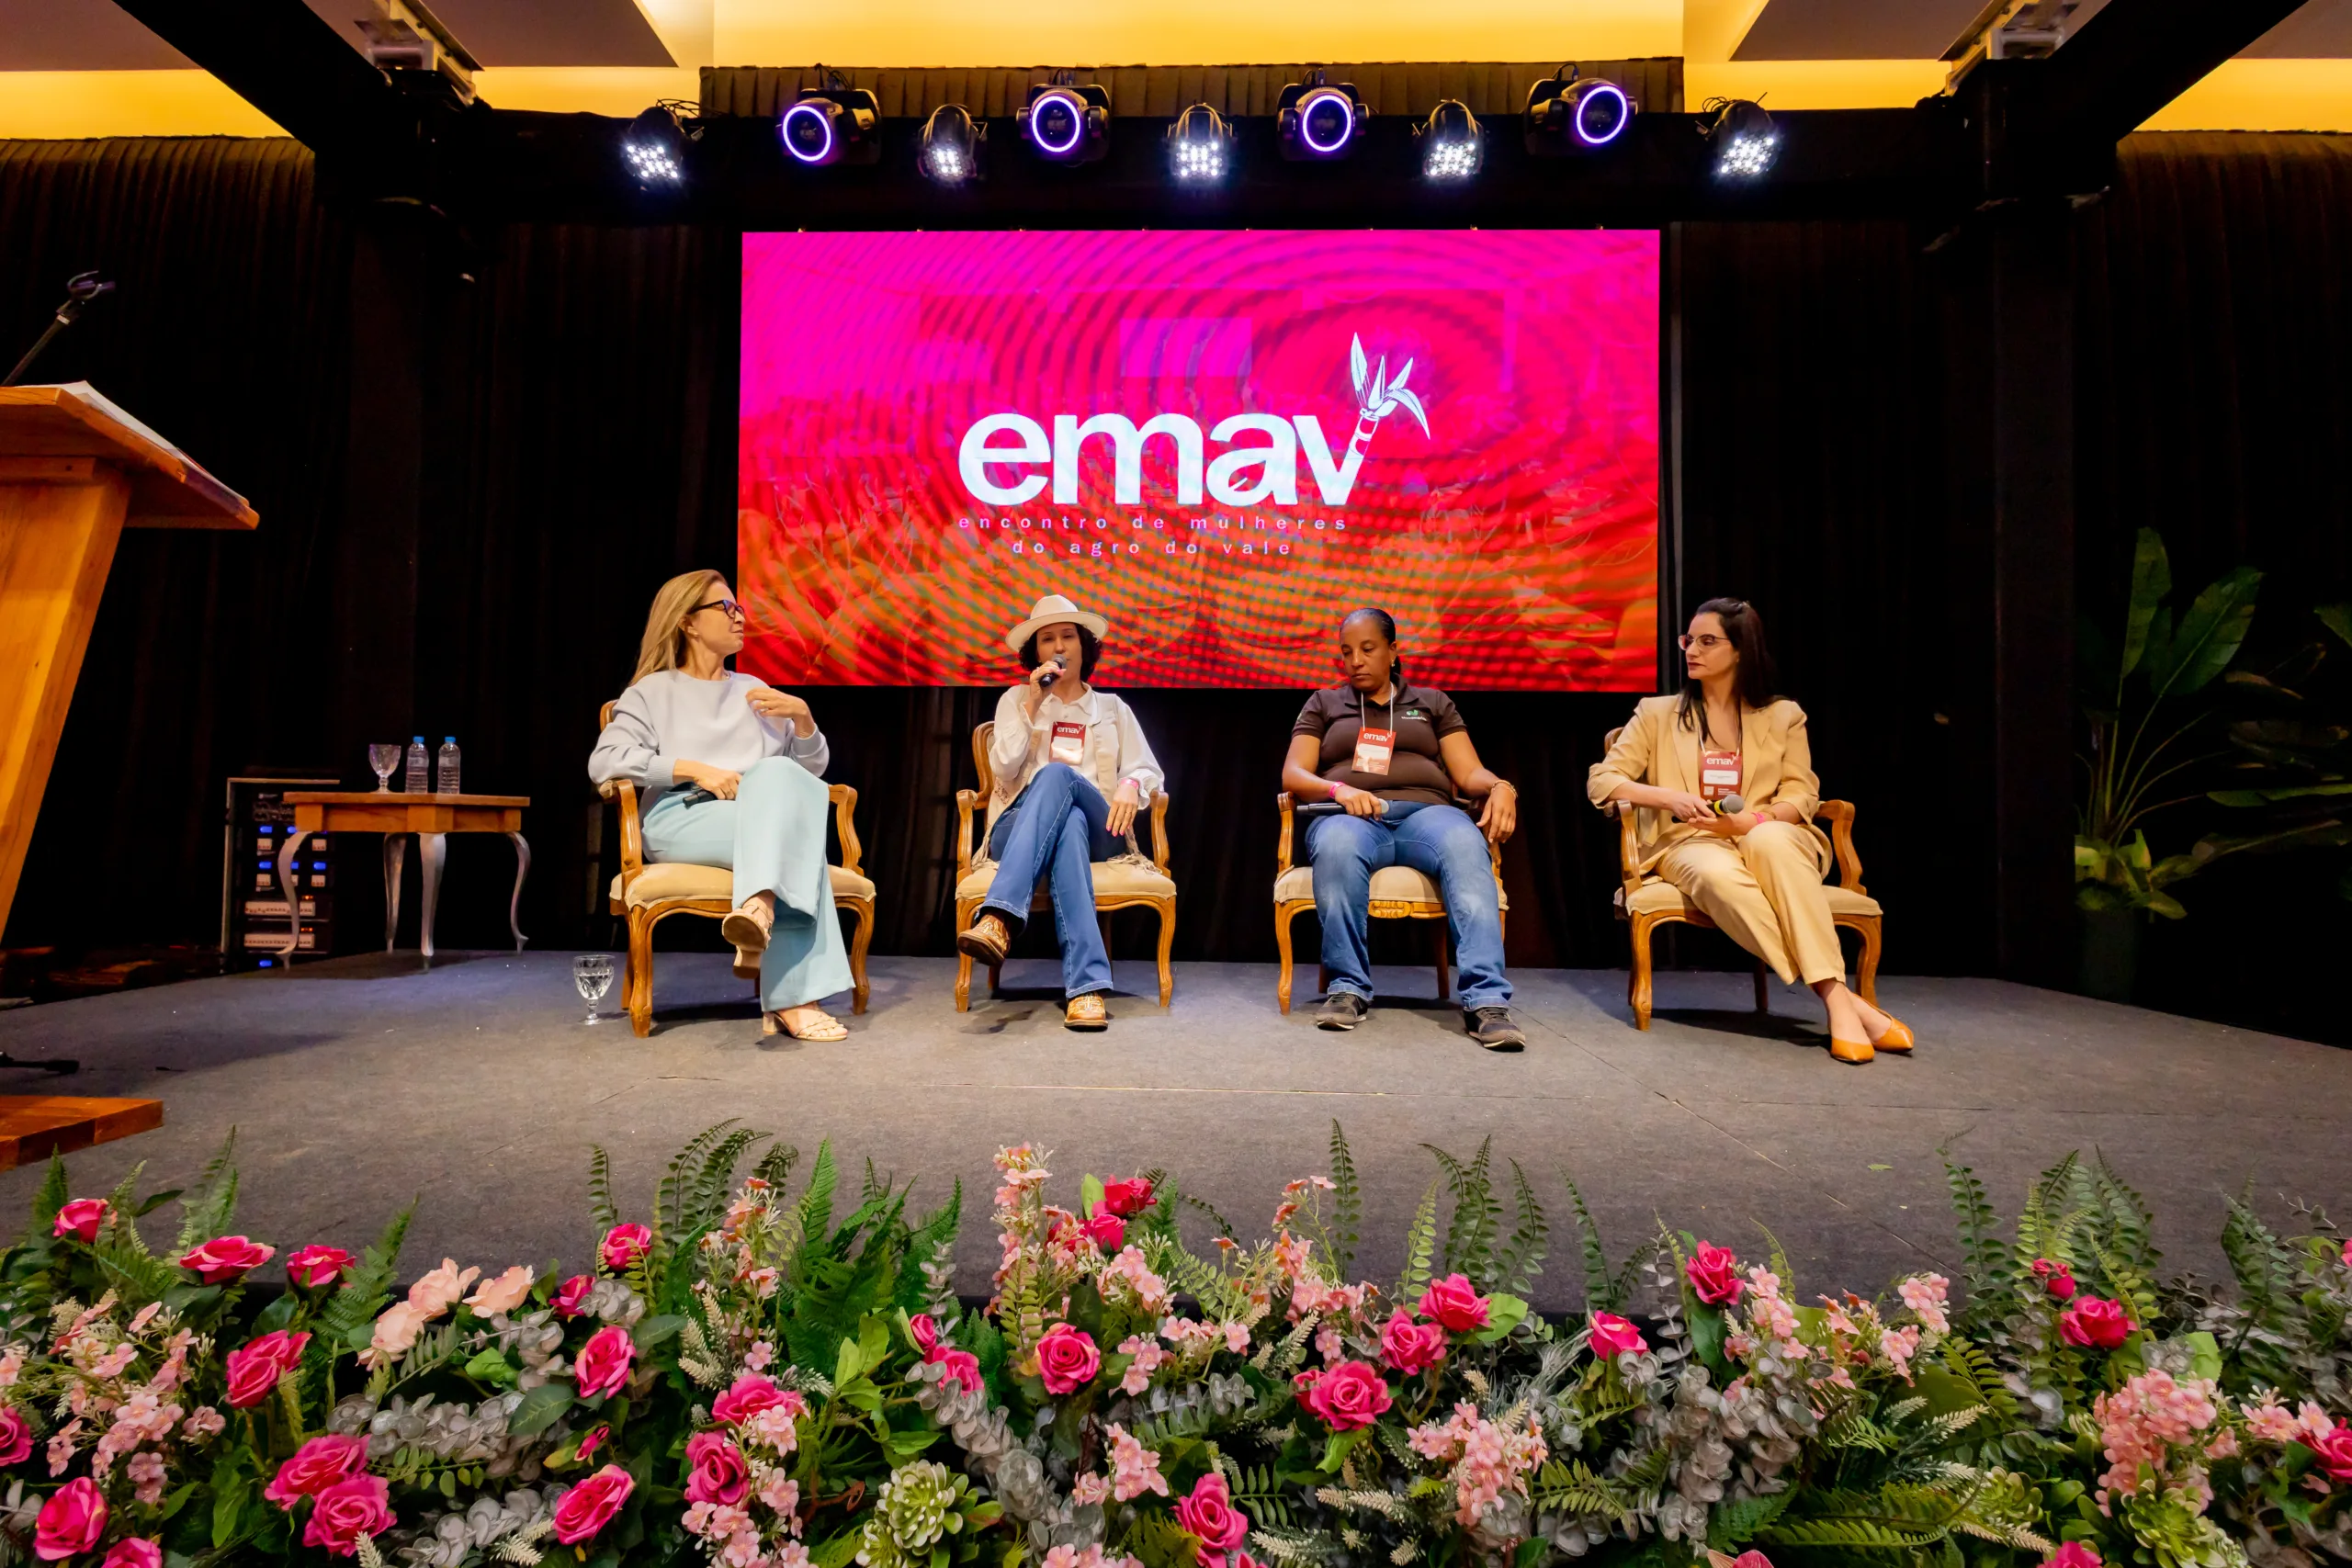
left=588, top=1144, right=619, bottom=1231
left=172, top=1130, right=242, bottom=1252
left=1326, top=1121, right=1361, bottom=1279
left=1493, top=1159, right=1548, bottom=1296
left=1423, top=1138, right=1502, bottom=1286
left=1395, top=1180, right=1441, bottom=1303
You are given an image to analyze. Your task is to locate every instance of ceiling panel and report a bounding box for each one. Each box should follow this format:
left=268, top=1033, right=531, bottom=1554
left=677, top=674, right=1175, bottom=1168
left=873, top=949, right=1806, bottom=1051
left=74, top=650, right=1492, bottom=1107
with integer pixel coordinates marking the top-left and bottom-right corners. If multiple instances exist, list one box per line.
left=2243, top=0, right=2352, bottom=57
left=1734, top=0, right=1983, bottom=60
left=0, top=0, right=672, bottom=72
left=0, top=1, right=192, bottom=69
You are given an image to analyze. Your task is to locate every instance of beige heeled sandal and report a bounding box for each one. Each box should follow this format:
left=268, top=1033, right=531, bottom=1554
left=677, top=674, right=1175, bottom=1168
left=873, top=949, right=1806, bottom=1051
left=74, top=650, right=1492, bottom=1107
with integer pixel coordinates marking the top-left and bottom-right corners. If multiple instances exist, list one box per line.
left=764, top=1008, right=848, bottom=1042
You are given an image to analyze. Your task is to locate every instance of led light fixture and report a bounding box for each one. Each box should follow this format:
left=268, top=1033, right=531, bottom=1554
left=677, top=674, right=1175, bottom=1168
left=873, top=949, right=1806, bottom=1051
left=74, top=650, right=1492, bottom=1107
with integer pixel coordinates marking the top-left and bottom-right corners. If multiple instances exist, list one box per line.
left=781, top=72, right=879, bottom=166
left=921, top=103, right=986, bottom=185
left=621, top=103, right=690, bottom=187
left=1416, top=99, right=1483, bottom=181
left=1165, top=102, right=1235, bottom=183
left=1278, top=71, right=1367, bottom=161
left=1018, top=74, right=1110, bottom=164
left=1705, top=97, right=1779, bottom=178
left=1524, top=65, right=1634, bottom=154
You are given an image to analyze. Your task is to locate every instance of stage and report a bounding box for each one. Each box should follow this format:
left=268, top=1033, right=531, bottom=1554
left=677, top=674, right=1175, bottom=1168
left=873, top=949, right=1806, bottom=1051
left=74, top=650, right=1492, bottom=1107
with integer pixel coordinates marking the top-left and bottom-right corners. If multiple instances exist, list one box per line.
left=0, top=953, right=2343, bottom=1303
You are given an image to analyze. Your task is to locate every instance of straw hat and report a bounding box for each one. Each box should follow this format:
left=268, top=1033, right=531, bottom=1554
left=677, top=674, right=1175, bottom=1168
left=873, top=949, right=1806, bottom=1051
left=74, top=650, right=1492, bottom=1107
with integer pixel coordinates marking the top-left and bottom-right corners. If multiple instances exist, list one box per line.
left=1003, top=592, right=1109, bottom=654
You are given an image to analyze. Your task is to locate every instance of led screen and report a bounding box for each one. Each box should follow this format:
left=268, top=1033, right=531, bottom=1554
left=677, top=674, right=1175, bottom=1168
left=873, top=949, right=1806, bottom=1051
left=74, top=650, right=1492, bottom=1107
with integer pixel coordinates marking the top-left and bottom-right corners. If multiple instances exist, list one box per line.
left=739, top=229, right=1657, bottom=689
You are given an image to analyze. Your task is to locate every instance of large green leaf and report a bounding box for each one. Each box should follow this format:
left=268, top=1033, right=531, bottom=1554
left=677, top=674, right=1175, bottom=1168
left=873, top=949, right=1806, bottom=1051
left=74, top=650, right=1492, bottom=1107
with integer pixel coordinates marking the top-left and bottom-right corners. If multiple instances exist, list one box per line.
left=2119, top=528, right=2170, bottom=679
left=2151, top=566, right=2261, bottom=697
left=2316, top=602, right=2352, bottom=649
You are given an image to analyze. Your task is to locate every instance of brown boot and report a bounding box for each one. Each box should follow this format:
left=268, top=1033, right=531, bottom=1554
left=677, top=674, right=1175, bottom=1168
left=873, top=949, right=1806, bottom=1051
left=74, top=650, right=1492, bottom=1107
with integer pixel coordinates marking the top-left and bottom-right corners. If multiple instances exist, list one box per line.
left=956, top=912, right=1012, bottom=964
left=1064, top=992, right=1108, bottom=1031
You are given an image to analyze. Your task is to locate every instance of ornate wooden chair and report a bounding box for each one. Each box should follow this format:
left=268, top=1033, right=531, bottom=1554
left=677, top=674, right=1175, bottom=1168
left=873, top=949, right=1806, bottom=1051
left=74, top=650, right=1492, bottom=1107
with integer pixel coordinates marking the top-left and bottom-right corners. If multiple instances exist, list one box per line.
left=953, top=720, right=1176, bottom=1010
left=1603, top=725, right=1882, bottom=1030
left=596, top=701, right=876, bottom=1035
left=1272, top=793, right=1507, bottom=1013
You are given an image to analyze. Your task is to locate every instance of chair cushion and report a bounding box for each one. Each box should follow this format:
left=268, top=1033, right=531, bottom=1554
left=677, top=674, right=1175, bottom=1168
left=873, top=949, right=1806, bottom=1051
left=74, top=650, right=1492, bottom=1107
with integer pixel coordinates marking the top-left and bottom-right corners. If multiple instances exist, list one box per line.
left=1272, top=864, right=1508, bottom=911
left=612, top=863, right=876, bottom=908
left=1618, top=878, right=1881, bottom=919
left=954, top=861, right=1175, bottom=902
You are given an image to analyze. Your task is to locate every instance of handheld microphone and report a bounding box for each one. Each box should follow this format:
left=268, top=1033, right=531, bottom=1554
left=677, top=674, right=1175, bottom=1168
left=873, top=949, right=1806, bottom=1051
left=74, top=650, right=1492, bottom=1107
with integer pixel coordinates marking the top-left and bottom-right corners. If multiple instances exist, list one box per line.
left=1708, top=793, right=1748, bottom=817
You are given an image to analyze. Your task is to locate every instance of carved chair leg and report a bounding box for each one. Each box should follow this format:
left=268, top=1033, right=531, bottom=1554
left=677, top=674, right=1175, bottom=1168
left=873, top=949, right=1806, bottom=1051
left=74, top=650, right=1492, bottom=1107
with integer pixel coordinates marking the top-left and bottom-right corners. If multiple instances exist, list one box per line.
left=954, top=897, right=977, bottom=1012
left=1853, top=918, right=1883, bottom=1005
left=1317, top=963, right=1329, bottom=998
left=627, top=908, right=655, bottom=1037
left=1275, top=907, right=1296, bottom=1014
left=1753, top=960, right=1770, bottom=1015
left=1628, top=914, right=1657, bottom=1031
left=847, top=900, right=874, bottom=1016
left=1434, top=920, right=1451, bottom=1003
left=1154, top=899, right=1174, bottom=1009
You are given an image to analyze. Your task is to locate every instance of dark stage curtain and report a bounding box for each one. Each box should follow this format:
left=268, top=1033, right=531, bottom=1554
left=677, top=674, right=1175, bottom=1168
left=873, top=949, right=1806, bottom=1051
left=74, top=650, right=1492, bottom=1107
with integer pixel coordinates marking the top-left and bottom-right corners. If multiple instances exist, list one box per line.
left=4, top=131, right=2348, bottom=1039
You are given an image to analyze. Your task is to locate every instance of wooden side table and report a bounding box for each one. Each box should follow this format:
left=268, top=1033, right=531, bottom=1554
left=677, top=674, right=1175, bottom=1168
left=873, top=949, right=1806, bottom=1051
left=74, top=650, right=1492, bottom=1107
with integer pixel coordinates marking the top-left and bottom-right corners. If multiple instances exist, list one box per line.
left=277, top=793, right=531, bottom=965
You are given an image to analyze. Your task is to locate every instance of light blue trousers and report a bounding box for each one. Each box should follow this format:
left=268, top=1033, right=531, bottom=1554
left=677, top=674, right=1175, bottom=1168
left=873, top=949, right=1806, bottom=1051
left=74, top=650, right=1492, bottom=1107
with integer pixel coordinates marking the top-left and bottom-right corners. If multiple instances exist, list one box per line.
left=640, top=756, right=853, bottom=1012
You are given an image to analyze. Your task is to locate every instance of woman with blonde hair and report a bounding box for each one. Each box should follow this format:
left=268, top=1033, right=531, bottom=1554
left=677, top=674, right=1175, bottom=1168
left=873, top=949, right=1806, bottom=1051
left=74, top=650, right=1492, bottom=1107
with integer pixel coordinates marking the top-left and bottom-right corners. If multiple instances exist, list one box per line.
left=1588, top=597, right=1914, bottom=1064
left=589, top=570, right=852, bottom=1041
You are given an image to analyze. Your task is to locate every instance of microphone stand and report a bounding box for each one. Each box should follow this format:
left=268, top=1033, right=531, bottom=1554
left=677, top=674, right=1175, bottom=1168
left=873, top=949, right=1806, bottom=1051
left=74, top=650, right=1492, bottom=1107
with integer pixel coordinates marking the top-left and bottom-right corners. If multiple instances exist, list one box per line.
left=3, top=272, right=116, bottom=387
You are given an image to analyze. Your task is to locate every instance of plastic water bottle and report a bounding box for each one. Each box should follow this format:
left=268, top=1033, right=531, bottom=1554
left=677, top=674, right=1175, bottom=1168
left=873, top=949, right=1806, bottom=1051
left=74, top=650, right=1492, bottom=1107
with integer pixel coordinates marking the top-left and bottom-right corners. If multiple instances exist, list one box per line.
left=404, top=737, right=428, bottom=793
left=436, top=737, right=461, bottom=794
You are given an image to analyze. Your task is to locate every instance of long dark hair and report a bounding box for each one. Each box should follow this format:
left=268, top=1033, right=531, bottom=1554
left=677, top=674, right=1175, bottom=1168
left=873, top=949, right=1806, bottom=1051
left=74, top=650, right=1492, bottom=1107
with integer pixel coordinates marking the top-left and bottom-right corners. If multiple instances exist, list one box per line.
left=1019, top=625, right=1102, bottom=681
left=1340, top=606, right=1405, bottom=681
left=1676, top=596, right=1779, bottom=744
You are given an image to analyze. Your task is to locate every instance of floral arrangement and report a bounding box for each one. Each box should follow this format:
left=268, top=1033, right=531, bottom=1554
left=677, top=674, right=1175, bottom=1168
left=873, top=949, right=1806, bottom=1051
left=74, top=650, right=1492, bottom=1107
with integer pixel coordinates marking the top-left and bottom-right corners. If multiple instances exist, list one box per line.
left=0, top=1125, right=2345, bottom=1568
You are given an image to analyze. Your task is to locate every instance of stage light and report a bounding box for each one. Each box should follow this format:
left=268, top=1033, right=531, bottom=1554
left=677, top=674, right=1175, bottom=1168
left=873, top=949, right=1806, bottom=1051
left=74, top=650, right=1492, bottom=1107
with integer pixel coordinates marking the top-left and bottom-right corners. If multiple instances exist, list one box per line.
left=621, top=104, right=689, bottom=188
left=1416, top=99, right=1482, bottom=181
left=1166, top=102, right=1234, bottom=183
left=921, top=104, right=986, bottom=185
left=1018, top=74, right=1110, bottom=164
left=781, top=72, right=880, bottom=167
left=1278, top=71, right=1367, bottom=161
left=1705, top=98, right=1779, bottom=178
left=1524, top=65, right=1634, bottom=154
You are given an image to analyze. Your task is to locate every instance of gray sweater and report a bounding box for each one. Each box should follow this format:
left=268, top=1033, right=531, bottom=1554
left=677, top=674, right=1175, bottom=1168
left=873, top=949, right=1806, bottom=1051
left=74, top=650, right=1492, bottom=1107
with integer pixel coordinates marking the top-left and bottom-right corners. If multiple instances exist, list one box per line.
left=588, top=670, right=828, bottom=815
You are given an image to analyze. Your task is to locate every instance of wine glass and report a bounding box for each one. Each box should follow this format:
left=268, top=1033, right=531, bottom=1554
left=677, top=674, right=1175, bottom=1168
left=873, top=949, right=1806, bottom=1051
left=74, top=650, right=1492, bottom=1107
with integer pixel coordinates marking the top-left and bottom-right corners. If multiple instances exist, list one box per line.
left=368, top=743, right=401, bottom=793
left=572, top=954, right=616, bottom=1025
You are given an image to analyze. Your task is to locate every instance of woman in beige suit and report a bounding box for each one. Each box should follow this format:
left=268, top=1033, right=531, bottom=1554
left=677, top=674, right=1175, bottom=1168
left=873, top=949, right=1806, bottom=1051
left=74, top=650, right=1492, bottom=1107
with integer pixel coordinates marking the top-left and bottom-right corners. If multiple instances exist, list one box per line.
left=1587, top=598, right=1914, bottom=1064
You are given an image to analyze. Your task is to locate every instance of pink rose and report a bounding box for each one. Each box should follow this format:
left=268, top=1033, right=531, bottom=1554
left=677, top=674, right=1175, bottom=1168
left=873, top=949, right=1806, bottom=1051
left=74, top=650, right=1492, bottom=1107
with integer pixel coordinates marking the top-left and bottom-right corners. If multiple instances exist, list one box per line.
left=551, top=1274, right=593, bottom=1317
left=2043, top=1545, right=2102, bottom=1568
left=712, top=1374, right=789, bottom=1427
left=1589, top=1312, right=1647, bottom=1359
left=466, top=1265, right=535, bottom=1317
left=909, top=1314, right=940, bottom=1354
left=1379, top=1312, right=1449, bottom=1376
left=51, top=1200, right=107, bottom=1244
left=2031, top=1259, right=2078, bottom=1301
left=265, top=1434, right=370, bottom=1508
left=1175, top=1472, right=1250, bottom=1560
left=1082, top=1213, right=1126, bottom=1251
left=931, top=1348, right=983, bottom=1395
left=576, top=1426, right=606, bottom=1463
left=2311, top=1422, right=2352, bottom=1483
left=1292, top=1360, right=1392, bottom=1430
left=224, top=1329, right=312, bottom=1408
left=178, top=1235, right=274, bottom=1284
left=574, top=1325, right=635, bottom=1399
left=552, top=1464, right=634, bottom=1545
left=101, top=1540, right=161, bottom=1568
left=2058, top=1297, right=2134, bottom=1350
left=600, top=1223, right=652, bottom=1272
left=1035, top=1325, right=1101, bottom=1395
left=303, top=1472, right=393, bottom=1557
left=287, top=1246, right=356, bottom=1288
left=1417, top=1274, right=1490, bottom=1333
left=362, top=1302, right=428, bottom=1369
left=0, top=1405, right=31, bottom=1466
left=1726, top=1556, right=1771, bottom=1568
left=1684, top=1243, right=1744, bottom=1306
left=684, top=1430, right=750, bottom=1506
left=1100, top=1178, right=1156, bottom=1217
left=34, top=1477, right=107, bottom=1561
left=406, top=1258, right=480, bottom=1316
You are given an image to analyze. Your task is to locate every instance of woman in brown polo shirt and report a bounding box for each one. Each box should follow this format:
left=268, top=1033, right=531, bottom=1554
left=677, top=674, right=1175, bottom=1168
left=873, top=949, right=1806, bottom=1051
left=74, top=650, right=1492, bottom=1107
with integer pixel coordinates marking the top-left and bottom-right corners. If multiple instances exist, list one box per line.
left=1280, top=608, right=1524, bottom=1049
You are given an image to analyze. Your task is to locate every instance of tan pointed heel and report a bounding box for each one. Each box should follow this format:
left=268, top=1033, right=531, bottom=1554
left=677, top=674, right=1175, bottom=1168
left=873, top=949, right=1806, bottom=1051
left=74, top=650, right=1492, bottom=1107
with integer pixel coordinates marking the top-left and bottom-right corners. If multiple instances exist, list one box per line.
left=1829, top=1036, right=1874, bottom=1065
left=721, top=901, right=774, bottom=953
left=1870, top=1016, right=1915, bottom=1053
left=733, top=947, right=761, bottom=981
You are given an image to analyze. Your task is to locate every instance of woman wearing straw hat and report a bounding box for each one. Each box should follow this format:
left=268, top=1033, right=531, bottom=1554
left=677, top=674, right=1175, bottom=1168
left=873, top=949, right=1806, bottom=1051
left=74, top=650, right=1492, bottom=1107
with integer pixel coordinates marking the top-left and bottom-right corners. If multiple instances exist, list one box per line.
left=956, top=593, right=1164, bottom=1030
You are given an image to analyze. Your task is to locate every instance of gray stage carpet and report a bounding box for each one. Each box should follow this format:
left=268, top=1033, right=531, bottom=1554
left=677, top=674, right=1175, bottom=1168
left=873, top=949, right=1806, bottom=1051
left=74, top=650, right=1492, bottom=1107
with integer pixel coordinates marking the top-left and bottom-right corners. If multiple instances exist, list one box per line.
left=0, top=953, right=2342, bottom=1306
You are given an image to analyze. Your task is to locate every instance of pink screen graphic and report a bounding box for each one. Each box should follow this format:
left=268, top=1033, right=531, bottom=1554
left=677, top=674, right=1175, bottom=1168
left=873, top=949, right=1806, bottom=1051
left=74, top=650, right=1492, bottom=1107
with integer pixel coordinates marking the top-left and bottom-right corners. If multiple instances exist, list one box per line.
left=739, top=230, right=1657, bottom=689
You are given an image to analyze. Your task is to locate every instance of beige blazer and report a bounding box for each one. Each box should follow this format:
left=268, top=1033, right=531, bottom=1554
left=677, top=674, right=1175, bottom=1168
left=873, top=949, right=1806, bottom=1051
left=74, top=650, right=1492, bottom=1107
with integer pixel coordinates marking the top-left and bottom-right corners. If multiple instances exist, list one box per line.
left=1586, top=694, right=1829, bottom=874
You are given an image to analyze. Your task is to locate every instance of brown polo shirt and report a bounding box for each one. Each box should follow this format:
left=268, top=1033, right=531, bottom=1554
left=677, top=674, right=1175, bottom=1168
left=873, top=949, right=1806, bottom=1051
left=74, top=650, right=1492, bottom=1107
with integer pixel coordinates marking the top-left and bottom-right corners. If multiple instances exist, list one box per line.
left=1293, top=681, right=1466, bottom=807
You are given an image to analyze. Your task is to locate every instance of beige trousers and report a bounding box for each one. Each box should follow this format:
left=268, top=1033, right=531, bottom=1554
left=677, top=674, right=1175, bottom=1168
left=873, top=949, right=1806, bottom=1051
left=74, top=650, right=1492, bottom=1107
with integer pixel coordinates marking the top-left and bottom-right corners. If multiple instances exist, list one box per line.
left=1655, top=821, right=1845, bottom=987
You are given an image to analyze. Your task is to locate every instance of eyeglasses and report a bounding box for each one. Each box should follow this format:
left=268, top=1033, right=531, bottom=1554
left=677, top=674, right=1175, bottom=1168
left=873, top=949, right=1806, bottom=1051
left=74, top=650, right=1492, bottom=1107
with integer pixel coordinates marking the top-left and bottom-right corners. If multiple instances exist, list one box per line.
left=1678, top=634, right=1730, bottom=651
left=693, top=598, right=744, bottom=619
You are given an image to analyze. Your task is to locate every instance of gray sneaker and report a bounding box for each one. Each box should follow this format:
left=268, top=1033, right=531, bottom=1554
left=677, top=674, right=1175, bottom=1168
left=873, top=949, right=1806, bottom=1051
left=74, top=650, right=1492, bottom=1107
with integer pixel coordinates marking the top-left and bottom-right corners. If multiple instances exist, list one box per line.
left=1317, top=991, right=1370, bottom=1030
left=1465, top=1007, right=1526, bottom=1051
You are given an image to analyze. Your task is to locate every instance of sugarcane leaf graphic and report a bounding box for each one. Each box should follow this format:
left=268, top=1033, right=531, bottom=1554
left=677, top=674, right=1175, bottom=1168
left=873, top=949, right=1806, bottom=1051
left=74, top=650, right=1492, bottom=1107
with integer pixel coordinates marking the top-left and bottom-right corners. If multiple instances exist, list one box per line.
left=1350, top=334, right=1369, bottom=399
left=1385, top=386, right=1430, bottom=438
left=1390, top=357, right=1414, bottom=393
left=1369, top=356, right=1388, bottom=411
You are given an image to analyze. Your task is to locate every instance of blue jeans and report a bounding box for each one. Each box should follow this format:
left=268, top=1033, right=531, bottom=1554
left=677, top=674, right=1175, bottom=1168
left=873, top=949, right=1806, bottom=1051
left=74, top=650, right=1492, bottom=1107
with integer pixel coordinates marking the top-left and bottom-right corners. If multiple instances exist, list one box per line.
left=983, top=762, right=1123, bottom=998
left=640, top=757, right=853, bottom=1012
left=1306, top=801, right=1510, bottom=1010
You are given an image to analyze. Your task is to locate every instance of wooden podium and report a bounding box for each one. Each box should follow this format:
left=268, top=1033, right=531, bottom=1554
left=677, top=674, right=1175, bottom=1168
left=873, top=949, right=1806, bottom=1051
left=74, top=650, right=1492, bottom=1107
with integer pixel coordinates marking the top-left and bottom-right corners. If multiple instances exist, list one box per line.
left=0, top=383, right=256, bottom=941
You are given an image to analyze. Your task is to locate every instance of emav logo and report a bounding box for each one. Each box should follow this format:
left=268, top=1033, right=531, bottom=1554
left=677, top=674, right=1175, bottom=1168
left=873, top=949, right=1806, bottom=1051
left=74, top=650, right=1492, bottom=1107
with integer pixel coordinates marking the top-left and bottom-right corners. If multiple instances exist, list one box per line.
left=958, top=333, right=1431, bottom=509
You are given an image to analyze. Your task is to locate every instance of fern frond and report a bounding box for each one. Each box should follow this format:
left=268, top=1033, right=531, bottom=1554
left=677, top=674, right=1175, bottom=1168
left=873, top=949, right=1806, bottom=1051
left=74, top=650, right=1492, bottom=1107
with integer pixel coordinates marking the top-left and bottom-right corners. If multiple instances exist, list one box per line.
left=1396, top=1180, right=1441, bottom=1303
left=1562, top=1174, right=1616, bottom=1313
left=2089, top=1148, right=2157, bottom=1272
left=753, top=1141, right=799, bottom=1190
left=587, top=1145, right=618, bottom=1231
left=171, top=1131, right=241, bottom=1251
left=1327, top=1121, right=1361, bottom=1279
left=1939, top=1142, right=2010, bottom=1309
left=1492, top=1158, right=1547, bottom=1295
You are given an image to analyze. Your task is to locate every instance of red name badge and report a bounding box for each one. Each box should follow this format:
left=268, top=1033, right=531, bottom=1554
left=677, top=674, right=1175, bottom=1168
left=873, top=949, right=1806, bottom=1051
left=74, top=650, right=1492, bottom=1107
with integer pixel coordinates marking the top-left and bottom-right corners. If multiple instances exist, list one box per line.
left=1700, top=748, right=1742, bottom=802
left=1353, top=727, right=1396, bottom=775
left=1050, top=720, right=1088, bottom=766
